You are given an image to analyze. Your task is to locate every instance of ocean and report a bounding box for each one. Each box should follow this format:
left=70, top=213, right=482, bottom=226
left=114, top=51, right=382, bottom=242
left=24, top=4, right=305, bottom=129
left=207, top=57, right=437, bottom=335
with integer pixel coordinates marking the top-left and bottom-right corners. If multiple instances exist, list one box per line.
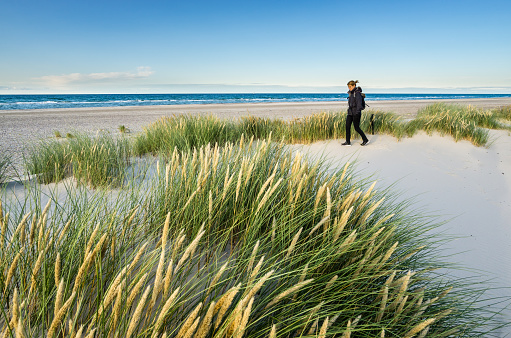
left=1, top=93, right=511, bottom=111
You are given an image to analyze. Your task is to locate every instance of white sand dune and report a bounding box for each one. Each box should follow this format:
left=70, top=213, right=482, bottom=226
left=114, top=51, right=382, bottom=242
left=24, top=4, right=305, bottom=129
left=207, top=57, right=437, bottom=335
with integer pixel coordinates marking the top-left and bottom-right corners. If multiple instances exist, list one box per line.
left=296, top=130, right=511, bottom=281
left=294, top=129, right=511, bottom=334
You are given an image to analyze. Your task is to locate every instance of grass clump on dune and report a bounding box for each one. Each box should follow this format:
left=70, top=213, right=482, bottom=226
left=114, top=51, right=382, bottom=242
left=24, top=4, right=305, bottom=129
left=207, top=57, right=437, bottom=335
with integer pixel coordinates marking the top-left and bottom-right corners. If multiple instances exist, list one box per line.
left=24, top=138, right=69, bottom=184
left=134, top=114, right=243, bottom=156
left=24, top=133, right=131, bottom=187
left=133, top=111, right=400, bottom=157
left=68, top=133, right=131, bottom=188
left=408, top=103, right=494, bottom=146
left=0, top=151, right=11, bottom=185
left=492, top=105, right=511, bottom=123
left=408, top=103, right=511, bottom=146
left=134, top=103, right=511, bottom=157
left=1, top=138, right=503, bottom=337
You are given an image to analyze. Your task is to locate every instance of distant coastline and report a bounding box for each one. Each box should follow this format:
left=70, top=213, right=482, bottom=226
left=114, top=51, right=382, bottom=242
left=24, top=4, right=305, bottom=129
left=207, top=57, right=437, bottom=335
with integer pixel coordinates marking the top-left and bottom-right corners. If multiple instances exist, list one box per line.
left=2, top=93, right=511, bottom=111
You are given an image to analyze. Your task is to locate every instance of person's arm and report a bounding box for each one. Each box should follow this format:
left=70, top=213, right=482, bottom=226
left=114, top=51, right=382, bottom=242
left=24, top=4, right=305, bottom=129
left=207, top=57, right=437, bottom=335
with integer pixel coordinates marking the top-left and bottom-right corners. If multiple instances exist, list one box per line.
left=355, top=92, right=363, bottom=114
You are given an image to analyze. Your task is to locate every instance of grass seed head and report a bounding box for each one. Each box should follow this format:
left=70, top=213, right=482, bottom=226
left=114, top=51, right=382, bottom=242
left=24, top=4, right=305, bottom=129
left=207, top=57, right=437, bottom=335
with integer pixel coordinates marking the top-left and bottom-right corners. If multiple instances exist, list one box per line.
left=248, top=256, right=265, bottom=285
left=4, top=251, right=21, bottom=293
left=195, top=300, right=216, bottom=338
left=128, top=241, right=149, bottom=272
left=175, top=226, right=204, bottom=271
left=54, top=252, right=61, bottom=285
left=103, top=266, right=128, bottom=309
left=171, top=234, right=186, bottom=261
left=210, top=260, right=229, bottom=291
left=111, top=281, right=124, bottom=332
left=10, top=288, right=20, bottom=328
left=127, top=273, right=148, bottom=308
left=403, top=317, right=437, bottom=338
left=29, top=250, right=44, bottom=296
left=234, top=297, right=254, bottom=338
left=152, top=287, right=181, bottom=338
left=319, top=317, right=329, bottom=337
left=73, top=250, right=96, bottom=293
left=308, top=216, right=330, bottom=238
left=285, top=227, right=303, bottom=260
left=126, top=285, right=151, bottom=338
left=176, top=302, right=203, bottom=338
left=54, top=279, right=65, bottom=318
left=163, top=259, right=174, bottom=297
left=151, top=247, right=166, bottom=308
left=47, top=291, right=76, bottom=338
left=325, top=275, right=338, bottom=291
left=247, top=240, right=260, bottom=274
left=271, top=218, right=276, bottom=243
left=242, top=269, right=274, bottom=310
left=377, top=285, right=389, bottom=322
left=162, top=212, right=171, bottom=248
left=264, top=278, right=313, bottom=310
left=269, top=324, right=277, bottom=338
left=214, top=284, right=241, bottom=329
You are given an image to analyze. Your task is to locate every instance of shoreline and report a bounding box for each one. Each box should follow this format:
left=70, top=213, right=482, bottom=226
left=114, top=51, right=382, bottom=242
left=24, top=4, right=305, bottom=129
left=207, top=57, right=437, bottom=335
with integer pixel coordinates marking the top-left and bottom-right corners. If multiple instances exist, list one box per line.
left=3, top=97, right=511, bottom=117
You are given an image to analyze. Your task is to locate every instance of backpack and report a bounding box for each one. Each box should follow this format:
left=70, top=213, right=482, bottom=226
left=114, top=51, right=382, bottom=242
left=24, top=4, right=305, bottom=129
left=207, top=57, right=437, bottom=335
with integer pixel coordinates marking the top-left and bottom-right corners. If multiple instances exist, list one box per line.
left=357, top=87, right=368, bottom=110
left=348, top=87, right=370, bottom=110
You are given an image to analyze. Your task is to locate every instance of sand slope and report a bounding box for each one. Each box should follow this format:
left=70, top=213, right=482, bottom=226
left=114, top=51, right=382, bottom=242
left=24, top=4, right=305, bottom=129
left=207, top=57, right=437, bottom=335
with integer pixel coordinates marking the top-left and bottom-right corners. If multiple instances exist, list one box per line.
left=294, top=130, right=511, bottom=333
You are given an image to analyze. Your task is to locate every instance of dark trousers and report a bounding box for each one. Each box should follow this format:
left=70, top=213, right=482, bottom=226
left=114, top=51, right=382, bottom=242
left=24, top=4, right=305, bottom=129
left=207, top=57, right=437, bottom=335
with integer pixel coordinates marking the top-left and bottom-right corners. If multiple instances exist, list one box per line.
left=346, top=114, right=368, bottom=143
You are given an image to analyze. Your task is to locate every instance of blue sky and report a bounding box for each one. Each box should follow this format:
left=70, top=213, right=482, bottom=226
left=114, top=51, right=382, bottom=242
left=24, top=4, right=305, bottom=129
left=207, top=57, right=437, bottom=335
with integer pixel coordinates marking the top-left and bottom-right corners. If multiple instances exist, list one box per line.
left=1, top=0, right=510, bottom=94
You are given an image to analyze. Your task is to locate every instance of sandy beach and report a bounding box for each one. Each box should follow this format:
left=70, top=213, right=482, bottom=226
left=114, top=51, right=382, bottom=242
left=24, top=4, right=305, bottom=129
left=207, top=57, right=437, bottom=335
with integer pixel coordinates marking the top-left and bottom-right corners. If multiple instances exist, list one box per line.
left=1, top=97, right=511, bottom=333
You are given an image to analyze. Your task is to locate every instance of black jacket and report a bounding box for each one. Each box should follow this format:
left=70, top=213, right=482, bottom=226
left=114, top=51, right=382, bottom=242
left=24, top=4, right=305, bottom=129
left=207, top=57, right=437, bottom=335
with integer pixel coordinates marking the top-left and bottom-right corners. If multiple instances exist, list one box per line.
left=347, top=87, right=363, bottom=115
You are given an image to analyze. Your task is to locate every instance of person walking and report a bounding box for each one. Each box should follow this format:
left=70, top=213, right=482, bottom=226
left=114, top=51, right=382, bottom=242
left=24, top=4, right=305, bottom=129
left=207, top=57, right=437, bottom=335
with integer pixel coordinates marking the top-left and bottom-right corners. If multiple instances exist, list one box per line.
left=342, top=80, right=369, bottom=146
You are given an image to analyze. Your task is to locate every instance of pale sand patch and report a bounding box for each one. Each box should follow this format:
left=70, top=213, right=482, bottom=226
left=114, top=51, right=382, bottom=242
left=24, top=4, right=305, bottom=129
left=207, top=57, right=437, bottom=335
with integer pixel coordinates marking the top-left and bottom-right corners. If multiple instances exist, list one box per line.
left=292, top=129, right=511, bottom=332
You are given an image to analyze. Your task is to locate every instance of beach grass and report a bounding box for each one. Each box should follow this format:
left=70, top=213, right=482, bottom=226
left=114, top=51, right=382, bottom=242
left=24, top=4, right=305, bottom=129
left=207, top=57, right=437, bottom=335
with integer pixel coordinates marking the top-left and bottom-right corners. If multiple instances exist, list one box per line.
left=1, top=138, right=503, bottom=337
left=0, top=151, right=11, bottom=185
left=68, top=133, right=131, bottom=188
left=24, top=103, right=511, bottom=187
left=24, top=138, right=69, bottom=184
left=6, top=102, right=510, bottom=335
left=133, top=103, right=510, bottom=158
left=24, top=133, right=131, bottom=187
left=409, top=103, right=491, bottom=146
left=492, top=105, right=511, bottom=123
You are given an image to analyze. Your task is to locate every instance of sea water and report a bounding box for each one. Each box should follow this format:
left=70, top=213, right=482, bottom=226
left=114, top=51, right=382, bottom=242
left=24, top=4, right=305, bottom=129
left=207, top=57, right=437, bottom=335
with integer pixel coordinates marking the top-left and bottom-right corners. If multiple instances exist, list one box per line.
left=1, top=93, right=511, bottom=111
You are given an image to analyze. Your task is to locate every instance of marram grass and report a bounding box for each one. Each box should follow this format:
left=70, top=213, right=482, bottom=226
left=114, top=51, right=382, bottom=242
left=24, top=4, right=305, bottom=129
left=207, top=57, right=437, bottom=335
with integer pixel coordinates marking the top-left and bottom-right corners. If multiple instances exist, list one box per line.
left=134, top=103, right=511, bottom=158
left=1, top=138, right=506, bottom=337
left=410, top=103, right=493, bottom=146
left=492, top=105, right=511, bottom=121
left=24, top=103, right=511, bottom=186
left=24, top=132, right=131, bottom=187
left=0, top=150, right=11, bottom=185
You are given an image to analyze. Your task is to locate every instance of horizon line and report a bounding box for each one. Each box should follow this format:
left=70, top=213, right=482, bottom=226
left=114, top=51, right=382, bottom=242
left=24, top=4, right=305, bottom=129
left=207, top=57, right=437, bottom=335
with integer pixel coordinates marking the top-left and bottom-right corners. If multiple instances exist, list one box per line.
left=2, top=92, right=511, bottom=95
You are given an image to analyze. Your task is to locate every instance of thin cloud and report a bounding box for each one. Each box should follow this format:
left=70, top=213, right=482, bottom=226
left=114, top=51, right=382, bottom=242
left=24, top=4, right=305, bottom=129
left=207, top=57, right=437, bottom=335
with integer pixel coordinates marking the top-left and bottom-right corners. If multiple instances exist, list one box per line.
left=36, top=67, right=154, bottom=86
left=0, top=85, right=34, bottom=91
